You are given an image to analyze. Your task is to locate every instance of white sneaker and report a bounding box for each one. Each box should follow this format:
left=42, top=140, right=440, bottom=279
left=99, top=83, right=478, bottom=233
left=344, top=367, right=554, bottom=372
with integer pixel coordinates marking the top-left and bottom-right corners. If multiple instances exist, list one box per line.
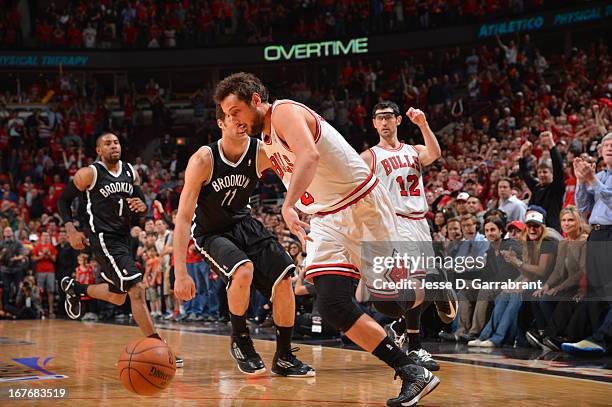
left=467, top=339, right=483, bottom=347
left=479, top=340, right=496, bottom=347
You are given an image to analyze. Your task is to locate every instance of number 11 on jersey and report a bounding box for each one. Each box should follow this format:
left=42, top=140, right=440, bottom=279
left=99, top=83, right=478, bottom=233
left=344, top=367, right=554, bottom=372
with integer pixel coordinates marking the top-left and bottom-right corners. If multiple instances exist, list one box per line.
left=222, top=189, right=237, bottom=206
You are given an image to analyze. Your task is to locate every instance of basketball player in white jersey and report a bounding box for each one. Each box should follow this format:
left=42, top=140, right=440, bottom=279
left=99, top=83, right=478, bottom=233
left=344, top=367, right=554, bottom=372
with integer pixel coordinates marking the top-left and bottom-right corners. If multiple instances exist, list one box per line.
left=361, top=101, right=456, bottom=372
left=215, top=73, right=439, bottom=407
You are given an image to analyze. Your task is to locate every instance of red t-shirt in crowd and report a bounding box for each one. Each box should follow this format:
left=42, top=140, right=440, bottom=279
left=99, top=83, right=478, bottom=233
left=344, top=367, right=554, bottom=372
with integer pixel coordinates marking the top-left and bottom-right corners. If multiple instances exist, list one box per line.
left=33, top=243, right=58, bottom=273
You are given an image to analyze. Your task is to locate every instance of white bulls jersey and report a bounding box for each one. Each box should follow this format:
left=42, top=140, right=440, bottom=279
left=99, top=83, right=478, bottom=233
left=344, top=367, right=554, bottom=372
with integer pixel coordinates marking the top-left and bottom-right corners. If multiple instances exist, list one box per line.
left=261, top=99, right=377, bottom=215
left=369, top=143, right=428, bottom=219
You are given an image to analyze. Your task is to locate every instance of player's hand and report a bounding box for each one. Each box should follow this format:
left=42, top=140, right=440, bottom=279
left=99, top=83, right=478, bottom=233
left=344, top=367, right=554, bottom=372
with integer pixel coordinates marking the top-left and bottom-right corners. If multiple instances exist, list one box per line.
left=406, top=107, right=427, bottom=127
left=68, top=230, right=89, bottom=250
left=281, top=204, right=313, bottom=248
left=174, top=272, right=196, bottom=301
left=127, top=197, right=147, bottom=213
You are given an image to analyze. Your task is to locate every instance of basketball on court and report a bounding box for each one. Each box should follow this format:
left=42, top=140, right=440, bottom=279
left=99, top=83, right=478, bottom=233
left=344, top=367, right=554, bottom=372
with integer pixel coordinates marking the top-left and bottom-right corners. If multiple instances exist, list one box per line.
left=117, top=338, right=176, bottom=396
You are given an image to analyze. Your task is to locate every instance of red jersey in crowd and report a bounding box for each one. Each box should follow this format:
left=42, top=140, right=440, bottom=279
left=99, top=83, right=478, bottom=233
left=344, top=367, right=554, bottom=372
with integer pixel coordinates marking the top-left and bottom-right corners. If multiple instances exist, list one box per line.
left=32, top=243, right=58, bottom=273
left=76, top=264, right=95, bottom=300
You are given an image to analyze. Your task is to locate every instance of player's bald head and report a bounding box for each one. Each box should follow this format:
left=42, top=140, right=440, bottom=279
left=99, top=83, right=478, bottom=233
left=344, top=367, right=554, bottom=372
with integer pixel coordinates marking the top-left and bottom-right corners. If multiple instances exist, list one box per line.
left=96, top=132, right=120, bottom=147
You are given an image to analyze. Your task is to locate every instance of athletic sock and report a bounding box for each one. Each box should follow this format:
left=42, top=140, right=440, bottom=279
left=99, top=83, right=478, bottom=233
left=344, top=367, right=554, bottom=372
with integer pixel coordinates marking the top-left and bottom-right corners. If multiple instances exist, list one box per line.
left=230, top=312, right=248, bottom=337
left=275, top=326, right=293, bottom=355
left=372, top=337, right=411, bottom=369
left=405, top=304, right=422, bottom=352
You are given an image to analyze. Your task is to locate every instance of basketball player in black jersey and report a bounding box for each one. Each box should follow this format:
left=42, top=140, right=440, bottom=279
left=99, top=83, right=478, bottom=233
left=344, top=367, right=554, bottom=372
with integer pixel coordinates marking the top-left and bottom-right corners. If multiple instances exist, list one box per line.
left=172, top=106, right=314, bottom=377
left=57, top=133, right=183, bottom=367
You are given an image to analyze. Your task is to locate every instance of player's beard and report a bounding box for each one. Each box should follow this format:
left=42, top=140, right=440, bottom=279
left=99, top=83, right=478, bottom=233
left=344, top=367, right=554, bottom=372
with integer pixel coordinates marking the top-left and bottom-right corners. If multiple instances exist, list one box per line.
left=106, top=155, right=121, bottom=164
left=249, top=111, right=265, bottom=136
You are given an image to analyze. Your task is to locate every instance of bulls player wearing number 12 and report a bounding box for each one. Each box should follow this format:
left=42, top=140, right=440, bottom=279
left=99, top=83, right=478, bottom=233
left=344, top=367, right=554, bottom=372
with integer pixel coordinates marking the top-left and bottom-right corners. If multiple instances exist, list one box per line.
left=172, top=106, right=314, bottom=377
left=215, top=72, right=439, bottom=407
left=361, top=102, right=458, bottom=372
left=57, top=133, right=183, bottom=368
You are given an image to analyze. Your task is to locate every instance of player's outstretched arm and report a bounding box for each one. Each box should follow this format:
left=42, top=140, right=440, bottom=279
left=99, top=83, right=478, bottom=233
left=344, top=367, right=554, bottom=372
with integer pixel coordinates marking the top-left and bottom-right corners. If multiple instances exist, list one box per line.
left=407, top=108, right=441, bottom=166
left=272, top=104, right=318, bottom=246
left=173, top=147, right=212, bottom=300
left=58, top=166, right=94, bottom=250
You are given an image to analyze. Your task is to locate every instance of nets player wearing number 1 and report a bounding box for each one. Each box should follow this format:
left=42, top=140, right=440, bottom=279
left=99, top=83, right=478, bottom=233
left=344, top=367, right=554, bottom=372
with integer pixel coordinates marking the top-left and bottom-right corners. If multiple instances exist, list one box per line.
left=57, top=133, right=183, bottom=367
left=172, top=106, right=314, bottom=377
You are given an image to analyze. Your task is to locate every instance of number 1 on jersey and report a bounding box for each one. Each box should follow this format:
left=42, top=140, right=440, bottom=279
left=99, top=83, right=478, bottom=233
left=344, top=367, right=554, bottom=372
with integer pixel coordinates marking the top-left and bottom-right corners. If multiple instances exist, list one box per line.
left=118, top=198, right=124, bottom=216
left=396, top=175, right=421, bottom=197
left=222, top=189, right=237, bottom=206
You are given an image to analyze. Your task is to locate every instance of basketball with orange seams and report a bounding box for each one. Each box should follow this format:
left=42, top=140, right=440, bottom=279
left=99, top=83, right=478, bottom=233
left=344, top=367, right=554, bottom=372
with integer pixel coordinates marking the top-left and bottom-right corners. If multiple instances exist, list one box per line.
left=117, top=337, right=176, bottom=395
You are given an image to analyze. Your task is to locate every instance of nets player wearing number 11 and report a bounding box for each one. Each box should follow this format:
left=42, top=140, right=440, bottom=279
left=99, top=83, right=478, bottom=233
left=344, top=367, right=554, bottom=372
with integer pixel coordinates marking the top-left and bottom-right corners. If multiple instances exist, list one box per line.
left=172, top=106, right=314, bottom=377
left=57, top=133, right=183, bottom=367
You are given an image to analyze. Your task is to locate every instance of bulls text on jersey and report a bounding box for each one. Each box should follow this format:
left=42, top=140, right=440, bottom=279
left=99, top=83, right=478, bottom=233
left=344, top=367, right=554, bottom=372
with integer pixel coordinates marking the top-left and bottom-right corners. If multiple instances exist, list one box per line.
left=380, top=153, right=421, bottom=177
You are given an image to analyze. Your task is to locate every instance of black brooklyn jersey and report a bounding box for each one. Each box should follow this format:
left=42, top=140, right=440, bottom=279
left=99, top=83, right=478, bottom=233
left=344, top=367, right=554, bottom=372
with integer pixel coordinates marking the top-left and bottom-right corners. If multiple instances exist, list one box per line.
left=84, top=160, right=137, bottom=236
left=192, top=138, right=261, bottom=235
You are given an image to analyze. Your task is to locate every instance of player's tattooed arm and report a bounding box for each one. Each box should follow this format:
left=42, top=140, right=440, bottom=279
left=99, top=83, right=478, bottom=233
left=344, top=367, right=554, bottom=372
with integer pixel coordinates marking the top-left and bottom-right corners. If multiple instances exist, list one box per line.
left=173, top=147, right=212, bottom=300
left=72, top=166, right=95, bottom=191
left=60, top=166, right=94, bottom=250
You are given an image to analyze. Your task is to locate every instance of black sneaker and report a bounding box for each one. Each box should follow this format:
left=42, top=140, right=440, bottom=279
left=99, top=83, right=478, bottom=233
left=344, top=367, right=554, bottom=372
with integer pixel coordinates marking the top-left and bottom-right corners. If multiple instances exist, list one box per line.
left=543, top=336, right=564, bottom=352
left=434, top=287, right=458, bottom=324
left=271, top=347, right=316, bottom=377
left=175, top=356, right=184, bottom=368
left=407, top=348, right=440, bottom=372
left=387, top=364, right=440, bottom=407
left=438, top=331, right=458, bottom=342
left=526, top=330, right=547, bottom=350
left=61, top=277, right=82, bottom=320
left=230, top=333, right=266, bottom=375
left=426, top=271, right=458, bottom=324
left=458, top=333, right=477, bottom=343
left=384, top=320, right=406, bottom=349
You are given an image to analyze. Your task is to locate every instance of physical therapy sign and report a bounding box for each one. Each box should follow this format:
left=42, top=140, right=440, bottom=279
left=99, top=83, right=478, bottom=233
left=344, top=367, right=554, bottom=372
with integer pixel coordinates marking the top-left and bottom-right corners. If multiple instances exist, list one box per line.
left=263, top=37, right=368, bottom=61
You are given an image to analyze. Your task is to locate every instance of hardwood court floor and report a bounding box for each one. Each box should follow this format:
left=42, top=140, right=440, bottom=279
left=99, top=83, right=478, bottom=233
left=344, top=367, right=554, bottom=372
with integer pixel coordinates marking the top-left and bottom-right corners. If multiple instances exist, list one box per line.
left=0, top=320, right=610, bottom=406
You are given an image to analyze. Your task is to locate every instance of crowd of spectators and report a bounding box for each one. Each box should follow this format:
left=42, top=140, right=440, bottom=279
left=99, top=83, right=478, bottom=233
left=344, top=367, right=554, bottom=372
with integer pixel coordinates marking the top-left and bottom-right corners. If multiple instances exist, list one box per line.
left=0, top=29, right=610, bottom=355
left=0, top=0, right=583, bottom=49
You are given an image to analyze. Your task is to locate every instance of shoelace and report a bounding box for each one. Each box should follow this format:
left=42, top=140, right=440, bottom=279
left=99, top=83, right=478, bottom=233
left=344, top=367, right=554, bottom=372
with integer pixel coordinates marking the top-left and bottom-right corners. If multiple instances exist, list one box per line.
left=416, top=349, right=434, bottom=362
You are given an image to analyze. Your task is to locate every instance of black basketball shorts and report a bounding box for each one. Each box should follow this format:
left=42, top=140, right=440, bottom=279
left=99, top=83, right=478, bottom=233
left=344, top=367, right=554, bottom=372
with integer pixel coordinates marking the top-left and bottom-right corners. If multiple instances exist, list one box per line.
left=193, top=216, right=295, bottom=300
left=89, top=232, right=143, bottom=294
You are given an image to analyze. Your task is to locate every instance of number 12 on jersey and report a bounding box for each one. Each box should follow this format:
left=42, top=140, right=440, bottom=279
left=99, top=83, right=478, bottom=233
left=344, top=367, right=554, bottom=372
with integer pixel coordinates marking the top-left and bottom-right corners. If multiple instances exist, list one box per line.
left=396, top=175, right=421, bottom=197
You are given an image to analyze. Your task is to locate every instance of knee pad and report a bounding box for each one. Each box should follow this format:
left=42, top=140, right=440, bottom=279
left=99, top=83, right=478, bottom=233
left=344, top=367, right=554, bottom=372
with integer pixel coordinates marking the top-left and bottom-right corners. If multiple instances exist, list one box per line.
left=372, top=288, right=417, bottom=318
left=314, top=275, right=364, bottom=332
